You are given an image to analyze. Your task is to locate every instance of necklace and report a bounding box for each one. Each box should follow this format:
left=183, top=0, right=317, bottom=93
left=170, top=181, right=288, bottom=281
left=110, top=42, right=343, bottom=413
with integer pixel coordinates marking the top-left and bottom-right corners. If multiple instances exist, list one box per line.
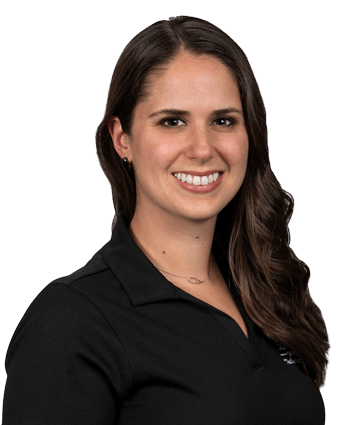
left=156, top=253, right=212, bottom=284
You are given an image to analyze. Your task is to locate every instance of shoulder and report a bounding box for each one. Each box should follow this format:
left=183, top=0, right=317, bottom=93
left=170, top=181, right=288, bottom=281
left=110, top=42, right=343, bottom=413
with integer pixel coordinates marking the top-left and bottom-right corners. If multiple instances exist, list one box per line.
left=6, top=231, right=137, bottom=348
left=5, top=272, right=133, bottom=400
left=12, top=248, right=116, bottom=334
left=11, top=281, right=106, bottom=338
left=5, top=280, right=123, bottom=365
left=5, top=247, right=132, bottom=378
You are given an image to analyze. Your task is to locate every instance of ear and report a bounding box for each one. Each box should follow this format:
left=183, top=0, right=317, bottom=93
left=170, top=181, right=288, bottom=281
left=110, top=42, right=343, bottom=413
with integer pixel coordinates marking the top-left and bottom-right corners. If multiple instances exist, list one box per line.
left=108, top=116, right=132, bottom=162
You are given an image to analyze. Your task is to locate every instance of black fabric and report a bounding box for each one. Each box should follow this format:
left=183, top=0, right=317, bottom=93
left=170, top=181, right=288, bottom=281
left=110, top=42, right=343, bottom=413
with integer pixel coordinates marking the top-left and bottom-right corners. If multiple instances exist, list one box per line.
left=2, top=212, right=325, bottom=424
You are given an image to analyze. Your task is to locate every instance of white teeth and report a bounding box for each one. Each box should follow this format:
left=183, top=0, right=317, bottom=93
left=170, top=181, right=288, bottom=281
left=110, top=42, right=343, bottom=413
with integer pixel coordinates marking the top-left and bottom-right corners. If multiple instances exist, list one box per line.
left=186, top=174, right=193, bottom=184
left=174, top=172, right=221, bottom=185
left=193, top=176, right=201, bottom=185
left=201, top=176, right=209, bottom=185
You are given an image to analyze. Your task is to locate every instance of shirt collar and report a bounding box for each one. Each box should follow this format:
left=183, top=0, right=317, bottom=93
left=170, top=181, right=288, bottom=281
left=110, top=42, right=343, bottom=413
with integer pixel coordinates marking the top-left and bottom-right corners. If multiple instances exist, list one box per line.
left=102, top=211, right=179, bottom=306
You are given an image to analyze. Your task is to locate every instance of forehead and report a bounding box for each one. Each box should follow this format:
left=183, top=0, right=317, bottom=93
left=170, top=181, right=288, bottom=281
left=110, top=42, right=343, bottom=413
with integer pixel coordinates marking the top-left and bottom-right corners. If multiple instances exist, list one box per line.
left=137, top=52, right=241, bottom=114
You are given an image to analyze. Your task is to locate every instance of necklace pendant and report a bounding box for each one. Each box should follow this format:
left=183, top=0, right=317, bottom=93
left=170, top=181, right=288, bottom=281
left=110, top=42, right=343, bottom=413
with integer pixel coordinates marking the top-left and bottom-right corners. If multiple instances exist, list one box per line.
left=188, top=277, right=204, bottom=284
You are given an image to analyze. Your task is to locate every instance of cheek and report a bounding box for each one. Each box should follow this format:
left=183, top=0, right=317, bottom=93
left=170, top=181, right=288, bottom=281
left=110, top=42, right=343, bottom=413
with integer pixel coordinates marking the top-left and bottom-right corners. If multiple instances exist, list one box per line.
left=239, top=139, right=249, bottom=165
left=132, top=125, right=180, bottom=159
left=147, top=135, right=183, bottom=166
left=130, top=136, right=180, bottom=181
left=220, top=134, right=249, bottom=166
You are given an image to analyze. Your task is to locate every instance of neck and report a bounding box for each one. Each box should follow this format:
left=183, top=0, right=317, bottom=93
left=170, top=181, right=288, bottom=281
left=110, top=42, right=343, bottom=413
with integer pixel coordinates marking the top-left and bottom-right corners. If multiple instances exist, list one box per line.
left=128, top=204, right=217, bottom=283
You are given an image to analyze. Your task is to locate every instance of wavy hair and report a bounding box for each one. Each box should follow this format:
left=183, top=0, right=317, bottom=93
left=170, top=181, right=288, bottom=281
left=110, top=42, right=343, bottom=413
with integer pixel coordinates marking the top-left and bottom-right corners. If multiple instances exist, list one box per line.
left=96, top=16, right=329, bottom=389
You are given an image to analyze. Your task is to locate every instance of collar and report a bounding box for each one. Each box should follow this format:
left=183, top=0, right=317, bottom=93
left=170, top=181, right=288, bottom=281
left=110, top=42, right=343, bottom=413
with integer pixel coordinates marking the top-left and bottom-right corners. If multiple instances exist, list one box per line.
left=102, top=211, right=179, bottom=306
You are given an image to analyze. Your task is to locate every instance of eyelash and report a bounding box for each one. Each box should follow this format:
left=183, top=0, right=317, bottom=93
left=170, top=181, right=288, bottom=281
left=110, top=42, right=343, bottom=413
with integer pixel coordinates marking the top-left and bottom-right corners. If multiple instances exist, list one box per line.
left=159, top=117, right=237, bottom=129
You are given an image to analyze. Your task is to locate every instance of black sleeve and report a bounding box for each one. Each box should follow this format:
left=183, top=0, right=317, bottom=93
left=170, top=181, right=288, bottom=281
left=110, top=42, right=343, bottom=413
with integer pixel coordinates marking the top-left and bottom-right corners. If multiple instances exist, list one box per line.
left=2, top=282, right=132, bottom=424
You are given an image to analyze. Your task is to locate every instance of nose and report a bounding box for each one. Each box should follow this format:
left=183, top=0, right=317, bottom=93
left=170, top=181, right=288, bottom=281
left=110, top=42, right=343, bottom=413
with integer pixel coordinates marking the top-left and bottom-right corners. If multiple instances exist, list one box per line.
left=185, top=126, right=215, bottom=163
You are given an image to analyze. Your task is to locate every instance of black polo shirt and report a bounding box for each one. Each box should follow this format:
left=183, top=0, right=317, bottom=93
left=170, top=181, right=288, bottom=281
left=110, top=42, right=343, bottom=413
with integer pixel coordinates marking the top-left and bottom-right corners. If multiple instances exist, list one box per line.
left=2, top=212, right=325, bottom=424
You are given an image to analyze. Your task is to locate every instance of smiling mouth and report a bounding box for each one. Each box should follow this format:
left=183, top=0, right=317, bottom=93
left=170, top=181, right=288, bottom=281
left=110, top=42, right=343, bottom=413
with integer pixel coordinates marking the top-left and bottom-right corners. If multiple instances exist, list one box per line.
left=173, top=172, right=223, bottom=185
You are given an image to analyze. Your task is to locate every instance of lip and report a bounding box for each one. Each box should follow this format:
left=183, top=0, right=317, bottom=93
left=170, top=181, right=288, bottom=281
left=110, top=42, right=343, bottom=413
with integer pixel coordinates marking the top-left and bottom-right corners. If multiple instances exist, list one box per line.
left=173, top=172, right=224, bottom=193
left=173, top=170, right=223, bottom=177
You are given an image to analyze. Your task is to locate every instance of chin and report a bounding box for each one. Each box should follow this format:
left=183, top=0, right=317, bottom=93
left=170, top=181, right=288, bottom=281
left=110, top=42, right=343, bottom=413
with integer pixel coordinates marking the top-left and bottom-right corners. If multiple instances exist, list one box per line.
left=174, top=206, right=222, bottom=223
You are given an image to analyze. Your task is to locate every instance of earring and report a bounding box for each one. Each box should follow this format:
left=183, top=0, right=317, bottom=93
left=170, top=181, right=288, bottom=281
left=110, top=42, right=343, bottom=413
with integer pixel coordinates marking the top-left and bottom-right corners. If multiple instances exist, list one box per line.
left=122, top=157, right=129, bottom=171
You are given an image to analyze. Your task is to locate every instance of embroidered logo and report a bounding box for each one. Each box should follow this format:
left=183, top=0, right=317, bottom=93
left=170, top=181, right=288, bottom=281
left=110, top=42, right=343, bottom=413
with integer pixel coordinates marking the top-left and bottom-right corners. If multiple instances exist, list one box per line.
left=274, top=342, right=301, bottom=365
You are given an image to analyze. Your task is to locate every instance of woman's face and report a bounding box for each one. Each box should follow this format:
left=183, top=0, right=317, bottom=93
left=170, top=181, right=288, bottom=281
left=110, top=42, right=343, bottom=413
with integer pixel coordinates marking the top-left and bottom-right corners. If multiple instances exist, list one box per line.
left=120, top=51, right=249, bottom=222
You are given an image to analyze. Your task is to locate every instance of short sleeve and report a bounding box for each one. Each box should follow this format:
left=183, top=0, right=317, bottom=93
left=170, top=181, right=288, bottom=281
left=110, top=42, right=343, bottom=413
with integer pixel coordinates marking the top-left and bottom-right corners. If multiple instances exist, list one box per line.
left=2, top=282, right=132, bottom=424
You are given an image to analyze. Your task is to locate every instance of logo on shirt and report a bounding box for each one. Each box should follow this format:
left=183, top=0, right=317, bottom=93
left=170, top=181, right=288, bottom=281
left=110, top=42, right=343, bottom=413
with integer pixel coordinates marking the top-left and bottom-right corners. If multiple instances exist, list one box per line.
left=274, top=342, right=301, bottom=365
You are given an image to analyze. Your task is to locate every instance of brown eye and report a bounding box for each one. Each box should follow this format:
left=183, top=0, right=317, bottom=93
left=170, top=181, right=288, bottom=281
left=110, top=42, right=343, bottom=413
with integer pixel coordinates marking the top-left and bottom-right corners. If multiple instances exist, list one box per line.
left=160, top=118, right=186, bottom=128
left=168, top=119, right=180, bottom=126
left=212, top=118, right=236, bottom=126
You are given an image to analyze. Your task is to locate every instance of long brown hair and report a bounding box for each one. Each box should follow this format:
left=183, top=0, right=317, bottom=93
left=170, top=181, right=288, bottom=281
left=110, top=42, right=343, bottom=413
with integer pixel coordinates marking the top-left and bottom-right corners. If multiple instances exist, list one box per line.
left=96, top=16, right=329, bottom=388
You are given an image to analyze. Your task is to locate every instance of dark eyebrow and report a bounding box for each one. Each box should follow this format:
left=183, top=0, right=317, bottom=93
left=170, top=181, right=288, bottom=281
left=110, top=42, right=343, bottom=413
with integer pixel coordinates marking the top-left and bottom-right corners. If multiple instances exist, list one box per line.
left=148, top=107, right=243, bottom=119
left=148, top=109, right=190, bottom=119
left=212, top=107, right=243, bottom=116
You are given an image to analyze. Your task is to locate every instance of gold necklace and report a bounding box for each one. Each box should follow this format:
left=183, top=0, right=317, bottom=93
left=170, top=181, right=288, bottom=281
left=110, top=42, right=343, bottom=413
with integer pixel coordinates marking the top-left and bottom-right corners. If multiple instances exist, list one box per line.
left=156, top=253, right=212, bottom=284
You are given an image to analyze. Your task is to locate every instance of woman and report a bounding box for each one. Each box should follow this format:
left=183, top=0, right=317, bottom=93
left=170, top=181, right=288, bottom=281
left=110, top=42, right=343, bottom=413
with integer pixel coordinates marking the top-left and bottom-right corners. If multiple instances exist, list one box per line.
left=2, top=16, right=329, bottom=424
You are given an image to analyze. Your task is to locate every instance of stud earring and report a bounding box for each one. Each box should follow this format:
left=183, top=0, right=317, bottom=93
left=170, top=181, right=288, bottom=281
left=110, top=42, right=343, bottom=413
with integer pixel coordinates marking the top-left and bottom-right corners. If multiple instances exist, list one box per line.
left=122, top=157, right=129, bottom=170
